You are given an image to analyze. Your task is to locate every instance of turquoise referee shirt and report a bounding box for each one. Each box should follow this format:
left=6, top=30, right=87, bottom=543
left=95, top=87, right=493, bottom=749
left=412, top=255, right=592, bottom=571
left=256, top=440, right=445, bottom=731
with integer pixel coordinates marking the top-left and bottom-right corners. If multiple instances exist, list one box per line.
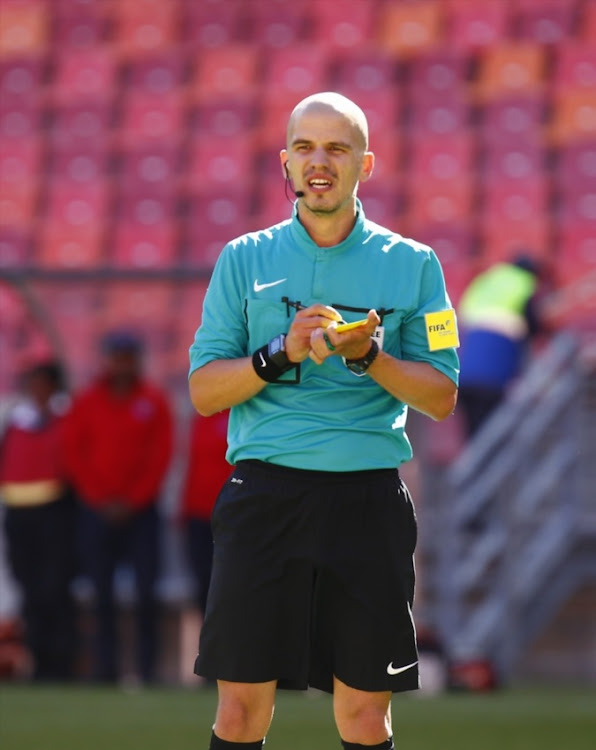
left=189, top=200, right=459, bottom=472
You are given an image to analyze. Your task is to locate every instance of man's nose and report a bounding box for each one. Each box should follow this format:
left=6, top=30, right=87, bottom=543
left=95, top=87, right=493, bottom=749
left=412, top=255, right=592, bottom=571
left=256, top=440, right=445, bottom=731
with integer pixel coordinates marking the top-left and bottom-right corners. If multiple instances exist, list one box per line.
left=309, top=147, right=330, bottom=168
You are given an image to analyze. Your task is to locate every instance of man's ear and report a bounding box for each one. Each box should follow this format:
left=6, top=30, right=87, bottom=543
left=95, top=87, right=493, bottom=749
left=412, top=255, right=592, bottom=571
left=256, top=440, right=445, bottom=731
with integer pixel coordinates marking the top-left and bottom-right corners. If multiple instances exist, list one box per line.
left=280, top=149, right=289, bottom=179
left=360, top=151, right=375, bottom=183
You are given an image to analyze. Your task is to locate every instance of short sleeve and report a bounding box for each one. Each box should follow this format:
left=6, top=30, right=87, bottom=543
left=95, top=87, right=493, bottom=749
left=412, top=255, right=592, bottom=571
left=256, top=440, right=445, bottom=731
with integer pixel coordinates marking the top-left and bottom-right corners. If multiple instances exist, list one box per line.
left=401, top=249, right=460, bottom=385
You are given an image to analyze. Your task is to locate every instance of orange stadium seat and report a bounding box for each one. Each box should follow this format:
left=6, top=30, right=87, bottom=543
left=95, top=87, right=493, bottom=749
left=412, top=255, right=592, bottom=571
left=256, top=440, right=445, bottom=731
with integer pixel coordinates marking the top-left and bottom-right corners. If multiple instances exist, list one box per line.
left=0, top=227, right=31, bottom=268
left=475, top=43, right=546, bottom=101
left=480, top=95, right=546, bottom=146
left=191, top=45, right=260, bottom=101
left=377, top=0, right=443, bottom=57
left=119, top=90, right=187, bottom=146
left=263, top=45, right=331, bottom=104
left=515, top=0, right=579, bottom=44
left=550, top=90, right=596, bottom=144
left=37, top=222, right=105, bottom=268
left=445, top=0, right=511, bottom=50
left=308, top=0, right=377, bottom=50
left=0, top=1, right=48, bottom=59
left=112, top=0, right=181, bottom=58
left=183, top=0, right=247, bottom=48
left=111, top=221, right=180, bottom=268
left=0, top=180, right=38, bottom=228
left=51, top=47, right=118, bottom=104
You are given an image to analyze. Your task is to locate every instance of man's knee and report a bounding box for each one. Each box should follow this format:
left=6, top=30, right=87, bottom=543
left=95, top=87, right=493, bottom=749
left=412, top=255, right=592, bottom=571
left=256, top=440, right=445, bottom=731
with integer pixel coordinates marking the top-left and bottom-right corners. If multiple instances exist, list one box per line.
left=214, top=681, right=275, bottom=742
left=334, top=677, right=392, bottom=744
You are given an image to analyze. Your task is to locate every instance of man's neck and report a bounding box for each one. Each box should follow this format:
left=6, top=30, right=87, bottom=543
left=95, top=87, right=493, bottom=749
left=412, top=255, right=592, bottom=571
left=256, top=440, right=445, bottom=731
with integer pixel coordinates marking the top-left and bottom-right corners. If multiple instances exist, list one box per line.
left=297, top=200, right=358, bottom=248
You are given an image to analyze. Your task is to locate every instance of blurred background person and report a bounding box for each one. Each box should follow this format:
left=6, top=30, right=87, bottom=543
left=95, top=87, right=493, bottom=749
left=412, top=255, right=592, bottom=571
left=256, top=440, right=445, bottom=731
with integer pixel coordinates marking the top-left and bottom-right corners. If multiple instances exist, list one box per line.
left=180, top=409, right=230, bottom=619
left=456, top=255, right=548, bottom=437
left=0, top=359, right=76, bottom=681
left=64, top=331, right=173, bottom=684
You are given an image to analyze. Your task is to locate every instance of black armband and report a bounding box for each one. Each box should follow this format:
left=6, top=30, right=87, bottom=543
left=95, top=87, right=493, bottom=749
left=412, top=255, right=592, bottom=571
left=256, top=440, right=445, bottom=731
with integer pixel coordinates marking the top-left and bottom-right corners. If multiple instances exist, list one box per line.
left=252, top=334, right=295, bottom=383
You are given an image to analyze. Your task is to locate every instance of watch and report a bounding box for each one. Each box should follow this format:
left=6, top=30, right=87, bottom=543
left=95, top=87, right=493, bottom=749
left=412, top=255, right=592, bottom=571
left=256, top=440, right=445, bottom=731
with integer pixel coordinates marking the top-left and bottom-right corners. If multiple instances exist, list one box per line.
left=267, top=333, right=291, bottom=370
left=344, top=339, right=379, bottom=376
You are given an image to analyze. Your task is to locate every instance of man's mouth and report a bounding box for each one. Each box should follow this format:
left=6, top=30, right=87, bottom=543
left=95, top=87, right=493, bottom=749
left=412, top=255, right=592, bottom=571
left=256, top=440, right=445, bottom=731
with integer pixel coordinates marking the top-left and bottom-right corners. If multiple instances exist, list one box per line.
left=307, top=177, right=333, bottom=192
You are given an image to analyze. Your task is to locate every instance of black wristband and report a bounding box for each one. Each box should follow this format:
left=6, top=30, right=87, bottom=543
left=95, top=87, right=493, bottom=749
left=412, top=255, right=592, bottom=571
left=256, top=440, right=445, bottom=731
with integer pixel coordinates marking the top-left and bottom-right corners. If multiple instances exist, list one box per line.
left=252, top=334, right=294, bottom=383
left=344, top=338, right=380, bottom=376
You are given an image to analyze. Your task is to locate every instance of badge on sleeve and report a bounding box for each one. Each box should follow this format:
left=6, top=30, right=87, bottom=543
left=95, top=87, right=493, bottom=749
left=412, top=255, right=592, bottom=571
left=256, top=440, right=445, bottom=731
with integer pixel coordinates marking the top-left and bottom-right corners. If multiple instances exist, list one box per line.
left=424, top=309, right=459, bottom=351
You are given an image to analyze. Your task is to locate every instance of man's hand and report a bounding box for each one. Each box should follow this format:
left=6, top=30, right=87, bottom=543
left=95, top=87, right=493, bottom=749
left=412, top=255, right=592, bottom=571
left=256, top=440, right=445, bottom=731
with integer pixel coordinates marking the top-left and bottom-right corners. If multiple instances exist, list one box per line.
left=285, top=304, right=343, bottom=363
left=309, top=309, right=380, bottom=365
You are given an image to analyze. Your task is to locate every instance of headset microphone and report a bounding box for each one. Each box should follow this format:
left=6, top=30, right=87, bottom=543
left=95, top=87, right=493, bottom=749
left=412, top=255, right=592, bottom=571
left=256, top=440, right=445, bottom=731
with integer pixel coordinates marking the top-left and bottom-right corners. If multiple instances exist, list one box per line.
left=284, top=164, right=305, bottom=199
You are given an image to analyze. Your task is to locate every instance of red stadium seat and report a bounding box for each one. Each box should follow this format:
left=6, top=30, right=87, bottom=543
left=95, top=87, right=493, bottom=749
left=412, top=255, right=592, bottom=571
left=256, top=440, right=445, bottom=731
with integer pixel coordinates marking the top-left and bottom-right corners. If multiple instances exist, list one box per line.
left=482, top=142, right=545, bottom=182
left=480, top=95, right=546, bottom=146
left=581, top=0, right=596, bottom=42
left=557, top=188, right=596, bottom=228
left=111, top=221, right=180, bottom=268
left=117, top=192, right=178, bottom=227
left=186, top=134, right=257, bottom=190
left=119, top=91, right=187, bottom=146
left=357, top=183, right=405, bottom=233
left=112, top=0, right=181, bottom=58
left=0, top=99, right=41, bottom=139
left=119, top=145, right=181, bottom=195
left=308, top=0, right=377, bottom=50
left=480, top=217, right=552, bottom=266
left=262, top=45, right=331, bottom=103
left=0, top=1, right=48, bottom=59
left=0, top=58, right=44, bottom=101
left=333, top=53, right=398, bottom=97
left=183, top=0, right=247, bottom=48
left=49, top=147, right=109, bottom=184
left=45, top=180, right=111, bottom=228
left=49, top=102, right=114, bottom=150
left=445, top=0, right=511, bottom=50
left=550, top=90, right=596, bottom=144
left=482, top=178, right=550, bottom=226
left=555, top=142, right=596, bottom=193
left=250, top=0, right=308, bottom=48
left=553, top=43, right=596, bottom=93
left=52, top=3, right=107, bottom=48
left=125, top=52, right=187, bottom=94
left=51, top=47, right=118, bottom=104
left=191, top=45, right=260, bottom=101
left=410, top=134, right=477, bottom=185
left=255, top=180, right=295, bottom=230
left=377, top=1, right=443, bottom=57
left=0, top=136, right=43, bottom=183
left=0, top=227, right=31, bottom=268
left=37, top=222, right=105, bottom=268
left=408, top=97, right=470, bottom=137
left=407, top=51, right=469, bottom=103
left=0, top=180, right=39, bottom=227
left=364, top=133, right=402, bottom=183
left=554, top=224, right=596, bottom=286
left=407, top=178, right=476, bottom=225
left=194, top=98, right=257, bottom=137
left=515, top=0, right=579, bottom=44
left=475, top=43, right=546, bottom=101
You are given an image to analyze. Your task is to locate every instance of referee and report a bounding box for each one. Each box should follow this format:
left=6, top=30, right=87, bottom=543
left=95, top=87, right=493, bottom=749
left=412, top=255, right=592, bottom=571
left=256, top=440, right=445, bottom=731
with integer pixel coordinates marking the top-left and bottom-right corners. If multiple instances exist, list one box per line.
left=189, top=92, right=459, bottom=749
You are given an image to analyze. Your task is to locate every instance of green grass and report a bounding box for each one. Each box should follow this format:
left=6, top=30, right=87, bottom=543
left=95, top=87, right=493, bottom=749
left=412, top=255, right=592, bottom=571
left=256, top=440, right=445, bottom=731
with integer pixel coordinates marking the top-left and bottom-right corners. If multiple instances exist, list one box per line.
left=0, top=684, right=595, bottom=750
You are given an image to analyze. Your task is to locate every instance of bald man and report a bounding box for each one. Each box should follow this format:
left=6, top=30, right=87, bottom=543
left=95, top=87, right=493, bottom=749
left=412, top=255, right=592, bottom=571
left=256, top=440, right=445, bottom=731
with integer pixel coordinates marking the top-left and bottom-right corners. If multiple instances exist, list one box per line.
left=189, top=92, right=459, bottom=749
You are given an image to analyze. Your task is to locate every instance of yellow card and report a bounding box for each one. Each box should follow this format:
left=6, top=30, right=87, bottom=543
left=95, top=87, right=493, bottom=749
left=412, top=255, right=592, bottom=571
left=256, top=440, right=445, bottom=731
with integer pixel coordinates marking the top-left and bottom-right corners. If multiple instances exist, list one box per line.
left=424, top=309, right=459, bottom=351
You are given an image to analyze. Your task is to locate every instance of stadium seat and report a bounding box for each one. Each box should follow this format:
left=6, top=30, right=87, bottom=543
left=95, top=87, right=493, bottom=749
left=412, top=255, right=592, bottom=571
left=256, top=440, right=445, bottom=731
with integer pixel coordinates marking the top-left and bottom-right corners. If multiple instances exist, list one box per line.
left=117, top=193, right=178, bottom=227
left=254, top=179, right=295, bottom=230
left=445, top=0, right=511, bottom=50
left=308, top=0, right=377, bottom=50
left=480, top=95, right=546, bottom=146
left=49, top=102, right=114, bottom=150
left=0, top=180, right=38, bottom=227
left=0, top=1, right=48, bottom=59
left=49, top=148, right=109, bottom=185
left=480, top=217, right=552, bottom=265
left=45, top=180, right=111, bottom=228
left=112, top=0, right=181, bottom=58
left=125, top=52, right=187, bottom=94
left=333, top=53, right=398, bottom=97
left=51, top=47, right=118, bottom=104
left=0, top=99, right=41, bottom=139
left=515, top=0, right=579, bottom=44
left=0, top=136, right=43, bottom=183
left=550, top=90, right=596, bottom=144
left=407, top=178, right=475, bottom=225
left=191, top=45, right=260, bottom=101
left=193, top=98, right=257, bottom=137
left=186, top=134, right=257, bottom=190
left=37, top=222, right=105, bottom=268
left=554, top=224, right=596, bottom=286
left=407, top=97, right=471, bottom=137
left=0, top=227, right=31, bottom=268
left=183, top=0, right=246, bottom=48
left=119, top=145, right=181, bottom=195
left=475, top=43, right=546, bottom=100
left=52, top=3, right=107, bottom=48
left=552, top=42, right=596, bottom=93
left=119, top=91, right=187, bottom=146
left=250, top=0, right=308, bottom=48
left=263, top=45, right=331, bottom=103
left=409, top=134, right=477, bottom=185
left=0, top=58, right=45, bottom=101
left=482, top=178, right=551, bottom=226
left=557, top=188, right=596, bottom=228
left=407, top=50, right=469, bottom=103
left=555, top=142, right=596, bottom=193
left=357, top=183, right=405, bottom=233
left=111, top=221, right=180, bottom=268
left=362, top=133, right=402, bottom=183
left=377, top=0, right=443, bottom=57
left=581, top=0, right=596, bottom=42
left=482, top=142, right=545, bottom=182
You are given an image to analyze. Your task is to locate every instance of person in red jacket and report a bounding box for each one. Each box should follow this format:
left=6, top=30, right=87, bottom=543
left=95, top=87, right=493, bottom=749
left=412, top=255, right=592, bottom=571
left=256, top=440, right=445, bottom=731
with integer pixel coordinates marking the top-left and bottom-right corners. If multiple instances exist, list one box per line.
left=181, top=410, right=231, bottom=617
left=65, top=331, right=173, bottom=684
left=0, top=359, right=76, bottom=681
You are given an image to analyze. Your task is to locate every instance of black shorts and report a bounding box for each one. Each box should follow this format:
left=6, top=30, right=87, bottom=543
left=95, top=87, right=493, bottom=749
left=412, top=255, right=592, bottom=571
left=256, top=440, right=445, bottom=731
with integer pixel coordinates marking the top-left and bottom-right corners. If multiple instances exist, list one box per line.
left=194, top=460, right=419, bottom=694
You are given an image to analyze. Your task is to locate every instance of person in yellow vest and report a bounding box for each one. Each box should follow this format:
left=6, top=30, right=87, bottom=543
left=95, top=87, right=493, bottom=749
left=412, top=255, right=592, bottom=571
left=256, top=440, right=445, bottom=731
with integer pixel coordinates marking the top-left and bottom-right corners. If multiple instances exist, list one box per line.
left=457, top=255, right=544, bottom=437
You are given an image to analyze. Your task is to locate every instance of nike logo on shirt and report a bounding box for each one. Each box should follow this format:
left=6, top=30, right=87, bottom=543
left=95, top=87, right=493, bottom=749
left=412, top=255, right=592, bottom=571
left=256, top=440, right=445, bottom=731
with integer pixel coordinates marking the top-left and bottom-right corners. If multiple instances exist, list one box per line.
left=386, top=660, right=418, bottom=676
left=254, top=278, right=287, bottom=292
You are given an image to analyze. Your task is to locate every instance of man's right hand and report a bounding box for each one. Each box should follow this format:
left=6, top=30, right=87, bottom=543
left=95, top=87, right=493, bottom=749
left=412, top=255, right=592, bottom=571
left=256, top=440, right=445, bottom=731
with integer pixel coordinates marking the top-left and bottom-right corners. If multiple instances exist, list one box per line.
left=285, top=304, right=343, bottom=363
